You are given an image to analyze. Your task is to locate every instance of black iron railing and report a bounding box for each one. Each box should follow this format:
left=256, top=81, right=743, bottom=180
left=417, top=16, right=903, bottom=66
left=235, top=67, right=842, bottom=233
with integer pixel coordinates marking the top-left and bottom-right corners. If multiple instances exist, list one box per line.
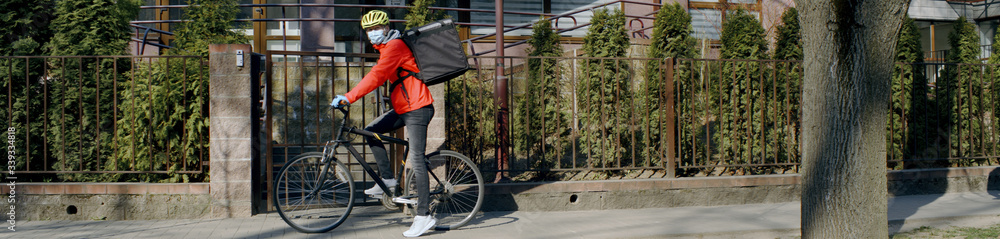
left=3, top=55, right=208, bottom=182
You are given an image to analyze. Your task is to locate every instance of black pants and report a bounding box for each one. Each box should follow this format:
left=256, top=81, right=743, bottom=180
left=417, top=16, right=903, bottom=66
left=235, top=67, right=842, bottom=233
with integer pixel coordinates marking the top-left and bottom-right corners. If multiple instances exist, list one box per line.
left=364, top=105, right=434, bottom=216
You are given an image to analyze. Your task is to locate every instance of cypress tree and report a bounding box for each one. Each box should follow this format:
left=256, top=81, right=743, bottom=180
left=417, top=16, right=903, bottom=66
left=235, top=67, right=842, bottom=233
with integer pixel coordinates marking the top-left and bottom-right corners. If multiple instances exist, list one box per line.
left=717, top=9, right=768, bottom=173
left=642, top=3, right=696, bottom=170
left=44, top=0, right=141, bottom=181
left=771, top=8, right=802, bottom=168
left=773, top=8, right=801, bottom=61
left=891, top=17, right=933, bottom=168
left=514, top=18, right=568, bottom=173
left=577, top=8, right=632, bottom=169
left=941, top=16, right=987, bottom=164
left=991, top=19, right=1000, bottom=161
left=1, top=0, right=55, bottom=178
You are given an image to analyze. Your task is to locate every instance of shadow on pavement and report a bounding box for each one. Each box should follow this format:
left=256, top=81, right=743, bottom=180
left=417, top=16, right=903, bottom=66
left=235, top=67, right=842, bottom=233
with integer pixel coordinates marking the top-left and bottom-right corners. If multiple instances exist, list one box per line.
left=989, top=167, right=1000, bottom=199
left=447, top=211, right=518, bottom=230
left=887, top=167, right=948, bottom=234
left=243, top=205, right=518, bottom=238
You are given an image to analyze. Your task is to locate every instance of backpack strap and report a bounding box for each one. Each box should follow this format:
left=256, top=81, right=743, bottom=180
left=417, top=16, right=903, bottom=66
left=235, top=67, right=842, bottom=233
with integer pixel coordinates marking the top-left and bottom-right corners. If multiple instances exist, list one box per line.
left=390, top=68, right=414, bottom=104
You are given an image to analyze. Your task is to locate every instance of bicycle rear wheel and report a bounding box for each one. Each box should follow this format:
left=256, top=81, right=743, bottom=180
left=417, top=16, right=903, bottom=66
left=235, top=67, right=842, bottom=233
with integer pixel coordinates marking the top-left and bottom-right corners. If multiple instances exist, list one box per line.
left=273, top=152, right=355, bottom=233
left=405, top=150, right=484, bottom=230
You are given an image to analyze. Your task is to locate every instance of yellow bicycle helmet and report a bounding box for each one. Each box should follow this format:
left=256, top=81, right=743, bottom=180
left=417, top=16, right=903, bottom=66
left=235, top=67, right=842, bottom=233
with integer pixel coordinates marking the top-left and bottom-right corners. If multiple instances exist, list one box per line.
left=361, top=10, right=389, bottom=29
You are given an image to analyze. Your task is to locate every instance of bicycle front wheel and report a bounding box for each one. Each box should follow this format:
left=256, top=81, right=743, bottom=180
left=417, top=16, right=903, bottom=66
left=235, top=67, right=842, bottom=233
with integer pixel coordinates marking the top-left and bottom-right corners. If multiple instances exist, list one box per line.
left=273, top=152, right=355, bottom=233
left=405, top=150, right=485, bottom=230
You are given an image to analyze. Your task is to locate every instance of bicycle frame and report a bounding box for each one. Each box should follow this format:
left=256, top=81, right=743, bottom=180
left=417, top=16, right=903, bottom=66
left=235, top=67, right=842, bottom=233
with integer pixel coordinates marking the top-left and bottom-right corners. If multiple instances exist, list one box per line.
left=307, top=106, right=451, bottom=205
left=316, top=106, right=410, bottom=199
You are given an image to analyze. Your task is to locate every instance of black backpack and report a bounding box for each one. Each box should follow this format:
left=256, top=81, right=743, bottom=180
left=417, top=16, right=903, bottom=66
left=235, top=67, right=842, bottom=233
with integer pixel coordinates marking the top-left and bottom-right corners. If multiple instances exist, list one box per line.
left=391, top=18, right=469, bottom=92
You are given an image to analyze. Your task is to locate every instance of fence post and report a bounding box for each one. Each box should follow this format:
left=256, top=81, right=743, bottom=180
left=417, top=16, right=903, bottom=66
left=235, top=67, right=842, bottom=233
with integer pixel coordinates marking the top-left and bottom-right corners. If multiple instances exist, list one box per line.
left=208, top=44, right=256, bottom=218
left=665, top=58, right=676, bottom=178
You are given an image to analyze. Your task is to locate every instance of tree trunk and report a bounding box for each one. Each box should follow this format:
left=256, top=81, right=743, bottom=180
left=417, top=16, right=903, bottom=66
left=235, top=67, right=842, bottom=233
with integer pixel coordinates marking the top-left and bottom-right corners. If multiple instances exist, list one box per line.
left=797, top=1, right=909, bottom=238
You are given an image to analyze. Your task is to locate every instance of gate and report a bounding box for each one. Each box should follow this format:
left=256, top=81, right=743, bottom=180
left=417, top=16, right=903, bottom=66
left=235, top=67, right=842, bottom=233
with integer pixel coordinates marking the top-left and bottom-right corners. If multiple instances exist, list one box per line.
left=257, top=51, right=403, bottom=212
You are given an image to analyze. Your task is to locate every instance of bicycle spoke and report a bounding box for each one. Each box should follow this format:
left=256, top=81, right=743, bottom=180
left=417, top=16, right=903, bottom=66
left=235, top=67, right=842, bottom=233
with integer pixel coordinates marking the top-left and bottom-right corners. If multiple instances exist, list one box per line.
left=286, top=197, right=307, bottom=210
left=441, top=199, right=458, bottom=215
left=451, top=172, right=474, bottom=185
left=446, top=161, right=466, bottom=182
left=451, top=191, right=477, bottom=202
left=449, top=194, right=475, bottom=210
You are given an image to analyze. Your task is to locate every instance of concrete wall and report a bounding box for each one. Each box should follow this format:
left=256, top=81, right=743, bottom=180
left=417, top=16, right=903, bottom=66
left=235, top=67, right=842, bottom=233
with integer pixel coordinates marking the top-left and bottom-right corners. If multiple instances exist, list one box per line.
left=484, top=175, right=802, bottom=212
left=8, top=183, right=210, bottom=220
left=482, top=166, right=1000, bottom=212
left=9, top=166, right=999, bottom=220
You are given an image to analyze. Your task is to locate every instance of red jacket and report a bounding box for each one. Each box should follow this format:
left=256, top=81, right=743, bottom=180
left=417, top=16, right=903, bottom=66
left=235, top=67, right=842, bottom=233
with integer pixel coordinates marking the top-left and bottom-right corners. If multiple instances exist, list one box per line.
left=344, top=39, right=434, bottom=114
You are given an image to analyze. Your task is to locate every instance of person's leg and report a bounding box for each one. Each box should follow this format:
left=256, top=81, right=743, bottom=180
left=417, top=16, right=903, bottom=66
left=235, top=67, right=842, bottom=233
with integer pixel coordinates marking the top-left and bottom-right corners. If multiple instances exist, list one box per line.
left=401, top=105, right=435, bottom=237
left=363, top=110, right=404, bottom=194
left=400, top=105, right=434, bottom=215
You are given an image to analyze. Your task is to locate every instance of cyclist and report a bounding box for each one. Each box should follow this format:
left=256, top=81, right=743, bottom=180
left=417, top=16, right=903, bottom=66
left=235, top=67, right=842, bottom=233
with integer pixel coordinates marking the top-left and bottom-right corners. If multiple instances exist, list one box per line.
left=330, top=10, right=436, bottom=238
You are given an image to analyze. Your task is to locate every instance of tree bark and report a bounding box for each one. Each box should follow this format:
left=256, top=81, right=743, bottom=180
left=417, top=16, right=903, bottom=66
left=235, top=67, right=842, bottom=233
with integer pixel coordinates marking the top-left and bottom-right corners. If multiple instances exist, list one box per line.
left=797, top=1, right=909, bottom=238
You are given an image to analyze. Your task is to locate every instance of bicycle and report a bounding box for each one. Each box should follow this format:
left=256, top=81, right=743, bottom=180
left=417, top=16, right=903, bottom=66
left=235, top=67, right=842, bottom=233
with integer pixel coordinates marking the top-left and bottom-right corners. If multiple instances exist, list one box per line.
left=272, top=104, right=485, bottom=233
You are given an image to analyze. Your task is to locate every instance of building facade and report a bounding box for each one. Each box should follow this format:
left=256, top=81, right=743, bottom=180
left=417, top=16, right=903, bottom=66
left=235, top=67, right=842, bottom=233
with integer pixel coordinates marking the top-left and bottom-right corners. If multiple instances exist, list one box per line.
left=132, top=0, right=798, bottom=58
left=909, top=0, right=1000, bottom=62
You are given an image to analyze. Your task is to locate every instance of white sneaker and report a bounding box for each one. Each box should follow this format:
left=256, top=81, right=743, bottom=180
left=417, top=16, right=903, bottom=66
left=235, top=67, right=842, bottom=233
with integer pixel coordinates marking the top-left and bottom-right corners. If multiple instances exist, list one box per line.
left=364, top=179, right=397, bottom=196
left=402, top=215, right=437, bottom=237
left=392, top=195, right=417, bottom=205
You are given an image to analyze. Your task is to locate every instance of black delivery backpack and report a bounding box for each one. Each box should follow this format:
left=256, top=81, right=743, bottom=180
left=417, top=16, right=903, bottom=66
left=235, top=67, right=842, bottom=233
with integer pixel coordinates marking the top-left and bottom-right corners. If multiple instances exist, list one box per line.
left=396, top=18, right=469, bottom=87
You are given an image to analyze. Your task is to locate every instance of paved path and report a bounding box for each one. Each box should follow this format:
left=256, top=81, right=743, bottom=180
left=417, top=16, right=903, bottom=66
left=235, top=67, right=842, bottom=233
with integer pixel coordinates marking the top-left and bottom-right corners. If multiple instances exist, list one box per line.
left=4, top=191, right=1000, bottom=238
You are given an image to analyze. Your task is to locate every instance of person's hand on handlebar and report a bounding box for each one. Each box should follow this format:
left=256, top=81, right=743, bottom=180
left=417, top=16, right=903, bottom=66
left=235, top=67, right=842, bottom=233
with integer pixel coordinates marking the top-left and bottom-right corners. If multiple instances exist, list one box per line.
left=331, top=95, right=350, bottom=108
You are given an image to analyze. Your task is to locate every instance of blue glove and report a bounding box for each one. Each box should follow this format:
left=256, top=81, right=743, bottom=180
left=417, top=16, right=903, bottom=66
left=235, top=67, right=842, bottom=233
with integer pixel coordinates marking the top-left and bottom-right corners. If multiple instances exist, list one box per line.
left=331, top=95, right=350, bottom=108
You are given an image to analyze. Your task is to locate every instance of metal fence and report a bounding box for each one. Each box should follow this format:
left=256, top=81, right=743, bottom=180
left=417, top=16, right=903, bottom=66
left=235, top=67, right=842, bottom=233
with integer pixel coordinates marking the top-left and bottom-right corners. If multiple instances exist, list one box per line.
left=889, top=63, right=1000, bottom=168
left=444, top=57, right=808, bottom=179
left=262, top=51, right=401, bottom=207
left=448, top=56, right=676, bottom=180
left=11, top=54, right=997, bottom=183
left=252, top=53, right=1000, bottom=183
left=443, top=57, right=1000, bottom=180
left=669, top=59, right=803, bottom=176
left=3, top=55, right=208, bottom=182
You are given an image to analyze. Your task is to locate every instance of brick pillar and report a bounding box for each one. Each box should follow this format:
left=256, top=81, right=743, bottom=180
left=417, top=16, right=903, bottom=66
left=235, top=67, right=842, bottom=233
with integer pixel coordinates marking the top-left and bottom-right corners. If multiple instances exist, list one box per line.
left=426, top=84, right=447, bottom=152
left=208, top=44, right=254, bottom=218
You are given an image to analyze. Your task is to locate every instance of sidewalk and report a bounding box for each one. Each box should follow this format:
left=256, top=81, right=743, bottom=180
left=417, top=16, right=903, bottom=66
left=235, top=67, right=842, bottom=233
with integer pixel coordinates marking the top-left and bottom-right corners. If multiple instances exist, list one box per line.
left=4, top=191, right=1000, bottom=238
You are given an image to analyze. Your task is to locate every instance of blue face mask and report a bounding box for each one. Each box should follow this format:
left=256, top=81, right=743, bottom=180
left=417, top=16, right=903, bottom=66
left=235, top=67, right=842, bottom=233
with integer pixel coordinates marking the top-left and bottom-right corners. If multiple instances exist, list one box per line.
left=367, top=29, right=385, bottom=45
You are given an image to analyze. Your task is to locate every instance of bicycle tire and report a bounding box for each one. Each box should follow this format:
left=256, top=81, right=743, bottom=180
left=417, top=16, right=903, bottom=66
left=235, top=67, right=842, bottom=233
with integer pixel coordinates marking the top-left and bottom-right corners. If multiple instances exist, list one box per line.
left=404, top=150, right=484, bottom=230
left=273, top=152, right=355, bottom=233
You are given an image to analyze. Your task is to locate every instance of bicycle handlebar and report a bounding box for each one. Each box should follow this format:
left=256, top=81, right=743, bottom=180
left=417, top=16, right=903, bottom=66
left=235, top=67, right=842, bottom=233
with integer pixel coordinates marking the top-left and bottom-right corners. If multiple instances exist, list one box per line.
left=334, top=104, right=350, bottom=114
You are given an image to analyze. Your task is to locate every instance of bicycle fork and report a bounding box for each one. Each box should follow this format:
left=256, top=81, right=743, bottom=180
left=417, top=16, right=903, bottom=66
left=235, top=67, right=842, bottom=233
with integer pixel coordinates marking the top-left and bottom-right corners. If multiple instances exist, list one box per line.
left=304, top=143, right=341, bottom=199
left=302, top=161, right=333, bottom=200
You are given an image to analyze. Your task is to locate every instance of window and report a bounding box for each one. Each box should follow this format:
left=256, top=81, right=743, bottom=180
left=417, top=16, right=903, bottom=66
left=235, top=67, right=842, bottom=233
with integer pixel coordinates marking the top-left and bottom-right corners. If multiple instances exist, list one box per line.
left=690, top=8, right=722, bottom=40
left=688, top=0, right=761, bottom=41
left=470, top=0, right=617, bottom=37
